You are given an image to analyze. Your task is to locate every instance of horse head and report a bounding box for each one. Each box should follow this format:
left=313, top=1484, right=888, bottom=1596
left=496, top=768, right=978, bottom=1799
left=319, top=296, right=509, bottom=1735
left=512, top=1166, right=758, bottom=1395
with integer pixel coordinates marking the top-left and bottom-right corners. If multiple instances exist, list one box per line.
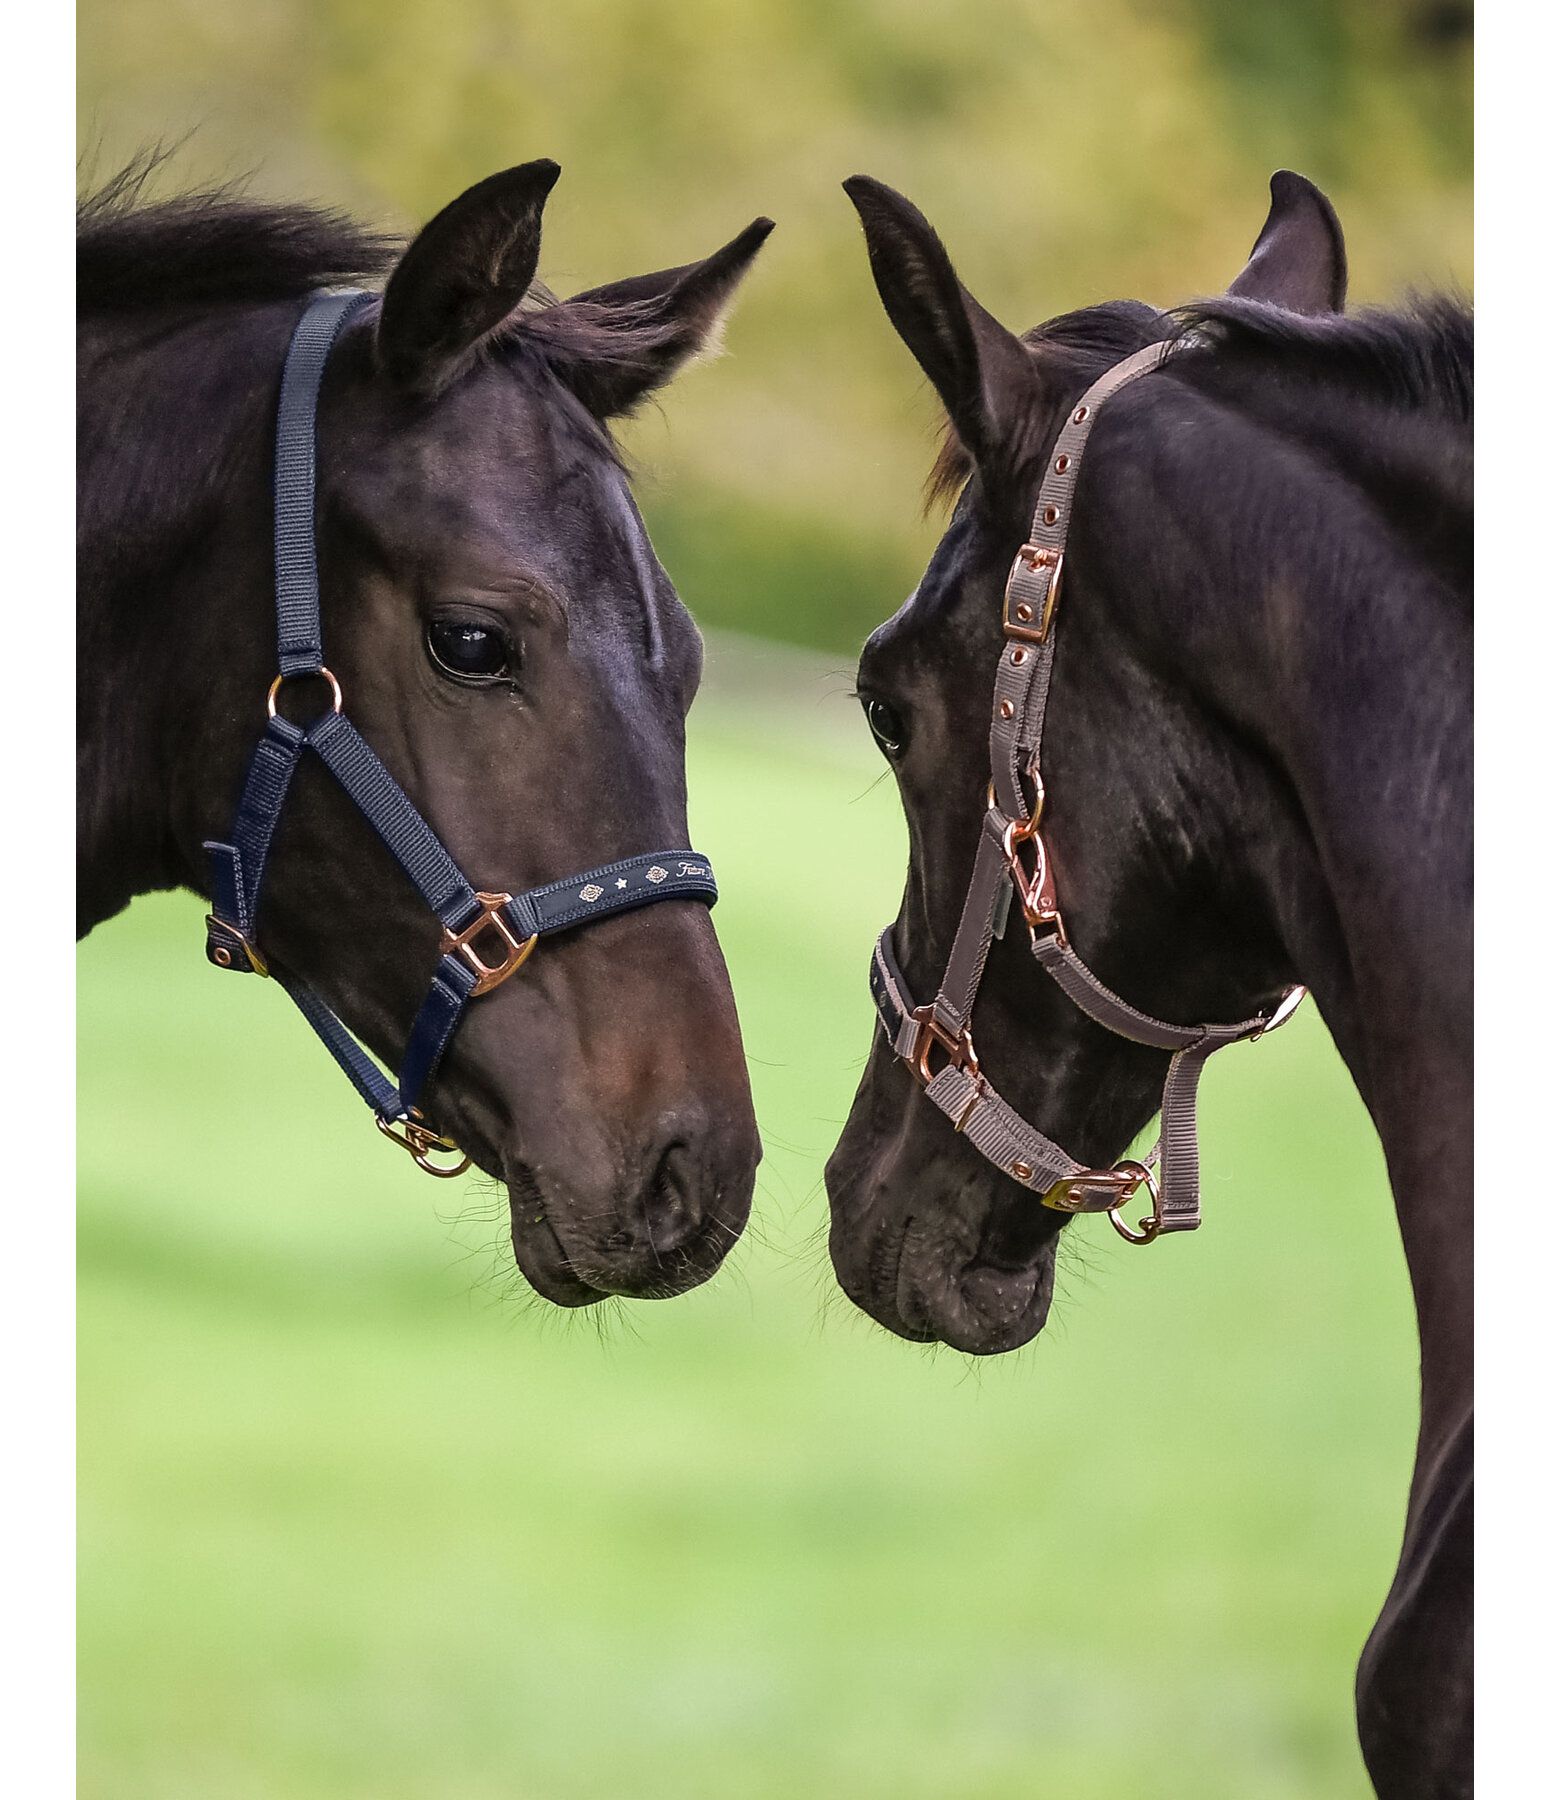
left=825, top=172, right=1349, bottom=1353
left=79, top=162, right=772, bottom=1306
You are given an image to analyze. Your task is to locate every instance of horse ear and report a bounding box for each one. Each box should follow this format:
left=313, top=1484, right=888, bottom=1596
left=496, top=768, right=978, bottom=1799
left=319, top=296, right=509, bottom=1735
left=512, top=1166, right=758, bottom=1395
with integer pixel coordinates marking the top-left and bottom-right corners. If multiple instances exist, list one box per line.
left=842, top=175, right=1039, bottom=474
left=376, top=160, right=562, bottom=393
left=534, top=218, right=775, bottom=420
left=1226, top=170, right=1348, bottom=315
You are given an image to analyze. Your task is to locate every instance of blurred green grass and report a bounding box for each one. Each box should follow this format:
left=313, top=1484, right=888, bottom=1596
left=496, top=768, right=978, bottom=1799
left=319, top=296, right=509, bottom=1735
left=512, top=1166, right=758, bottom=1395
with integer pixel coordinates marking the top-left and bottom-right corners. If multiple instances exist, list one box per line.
left=79, top=676, right=1417, bottom=1800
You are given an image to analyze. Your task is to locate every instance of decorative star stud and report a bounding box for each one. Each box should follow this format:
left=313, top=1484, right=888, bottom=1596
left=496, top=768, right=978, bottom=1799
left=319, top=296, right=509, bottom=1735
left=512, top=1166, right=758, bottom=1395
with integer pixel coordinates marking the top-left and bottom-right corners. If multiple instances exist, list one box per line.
left=615, top=878, right=628, bottom=889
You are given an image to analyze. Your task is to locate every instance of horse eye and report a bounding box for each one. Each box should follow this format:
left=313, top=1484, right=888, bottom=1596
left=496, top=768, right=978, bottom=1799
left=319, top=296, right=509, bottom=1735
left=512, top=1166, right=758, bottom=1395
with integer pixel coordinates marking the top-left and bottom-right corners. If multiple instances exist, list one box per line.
left=427, top=619, right=510, bottom=681
left=865, top=698, right=907, bottom=758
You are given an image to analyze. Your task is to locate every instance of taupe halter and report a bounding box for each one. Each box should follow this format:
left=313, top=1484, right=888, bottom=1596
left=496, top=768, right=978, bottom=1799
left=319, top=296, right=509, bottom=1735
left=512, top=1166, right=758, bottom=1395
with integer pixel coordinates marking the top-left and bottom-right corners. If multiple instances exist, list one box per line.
left=869, top=339, right=1304, bottom=1245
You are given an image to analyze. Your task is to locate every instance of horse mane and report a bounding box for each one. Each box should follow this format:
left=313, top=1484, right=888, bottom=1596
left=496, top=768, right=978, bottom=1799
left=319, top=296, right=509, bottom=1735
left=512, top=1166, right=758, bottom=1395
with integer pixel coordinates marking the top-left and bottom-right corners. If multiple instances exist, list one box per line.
left=925, top=291, right=1473, bottom=512
left=77, top=158, right=696, bottom=436
left=1171, top=292, right=1473, bottom=424
left=77, top=158, right=400, bottom=314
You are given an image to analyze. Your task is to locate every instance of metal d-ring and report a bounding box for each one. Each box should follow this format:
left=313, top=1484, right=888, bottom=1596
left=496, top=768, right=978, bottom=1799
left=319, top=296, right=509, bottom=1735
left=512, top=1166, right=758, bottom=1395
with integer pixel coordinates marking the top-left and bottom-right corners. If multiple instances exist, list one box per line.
left=376, top=1108, right=471, bottom=1179
left=1106, top=1159, right=1162, bottom=1245
left=987, top=764, right=1046, bottom=834
left=267, top=666, right=344, bottom=721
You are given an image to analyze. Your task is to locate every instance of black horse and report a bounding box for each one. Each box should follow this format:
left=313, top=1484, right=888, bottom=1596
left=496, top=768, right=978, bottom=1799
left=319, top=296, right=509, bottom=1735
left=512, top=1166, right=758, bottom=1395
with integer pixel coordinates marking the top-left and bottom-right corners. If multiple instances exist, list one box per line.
left=79, top=159, right=770, bottom=1308
left=826, top=173, right=1470, bottom=1797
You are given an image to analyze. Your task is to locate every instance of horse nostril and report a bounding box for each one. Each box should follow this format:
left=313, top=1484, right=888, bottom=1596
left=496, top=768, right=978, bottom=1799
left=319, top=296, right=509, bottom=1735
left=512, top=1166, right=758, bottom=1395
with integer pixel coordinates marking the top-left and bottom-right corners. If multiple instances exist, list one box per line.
left=638, top=1140, right=704, bottom=1259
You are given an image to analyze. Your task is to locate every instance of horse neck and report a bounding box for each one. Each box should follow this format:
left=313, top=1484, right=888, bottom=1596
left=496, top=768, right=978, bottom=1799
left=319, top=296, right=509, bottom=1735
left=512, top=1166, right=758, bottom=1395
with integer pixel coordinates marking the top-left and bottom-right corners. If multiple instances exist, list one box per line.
left=1235, top=492, right=1471, bottom=1424
left=77, top=299, right=298, bottom=934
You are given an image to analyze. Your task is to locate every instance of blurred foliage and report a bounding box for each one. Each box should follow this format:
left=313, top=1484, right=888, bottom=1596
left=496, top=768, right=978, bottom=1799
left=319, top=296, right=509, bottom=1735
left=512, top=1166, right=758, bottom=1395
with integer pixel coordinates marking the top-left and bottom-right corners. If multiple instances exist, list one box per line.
left=78, top=0, right=1470, bottom=649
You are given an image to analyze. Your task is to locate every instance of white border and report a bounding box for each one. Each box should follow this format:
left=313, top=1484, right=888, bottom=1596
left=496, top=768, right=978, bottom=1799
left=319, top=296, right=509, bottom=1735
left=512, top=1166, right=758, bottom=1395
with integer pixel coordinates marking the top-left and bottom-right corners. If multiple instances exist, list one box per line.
left=4, top=4, right=77, bottom=1794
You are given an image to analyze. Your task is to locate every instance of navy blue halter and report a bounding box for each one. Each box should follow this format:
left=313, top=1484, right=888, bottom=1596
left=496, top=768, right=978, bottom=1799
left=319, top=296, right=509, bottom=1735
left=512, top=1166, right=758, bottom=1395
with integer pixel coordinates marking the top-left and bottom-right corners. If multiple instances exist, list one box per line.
left=202, top=290, right=720, bottom=1174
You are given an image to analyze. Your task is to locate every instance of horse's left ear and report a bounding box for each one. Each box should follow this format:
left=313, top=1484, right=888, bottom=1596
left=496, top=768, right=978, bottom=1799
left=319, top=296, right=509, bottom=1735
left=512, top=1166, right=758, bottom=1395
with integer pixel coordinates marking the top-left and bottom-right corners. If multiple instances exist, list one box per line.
left=533, top=218, right=775, bottom=420
left=1226, top=171, right=1348, bottom=314
left=377, top=160, right=562, bottom=393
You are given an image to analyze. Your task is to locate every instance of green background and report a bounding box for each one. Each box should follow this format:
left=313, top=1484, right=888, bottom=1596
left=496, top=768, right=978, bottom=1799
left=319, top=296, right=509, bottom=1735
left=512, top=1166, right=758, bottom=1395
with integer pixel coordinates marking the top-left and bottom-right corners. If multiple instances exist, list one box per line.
left=78, top=4, right=1461, bottom=1793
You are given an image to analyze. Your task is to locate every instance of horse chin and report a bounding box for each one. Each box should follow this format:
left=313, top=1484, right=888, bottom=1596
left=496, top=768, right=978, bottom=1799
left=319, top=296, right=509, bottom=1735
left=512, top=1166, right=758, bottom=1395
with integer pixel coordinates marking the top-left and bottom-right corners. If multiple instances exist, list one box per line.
left=501, top=1154, right=751, bottom=1307
left=893, top=1226, right=1059, bottom=1355
left=500, top=1197, right=607, bottom=1308
left=825, top=1136, right=1064, bottom=1354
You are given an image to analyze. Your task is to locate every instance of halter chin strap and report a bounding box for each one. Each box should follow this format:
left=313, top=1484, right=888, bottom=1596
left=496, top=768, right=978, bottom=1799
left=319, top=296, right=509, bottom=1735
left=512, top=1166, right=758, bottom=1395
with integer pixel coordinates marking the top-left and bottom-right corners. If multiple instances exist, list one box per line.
left=202, top=290, right=721, bottom=1177
left=871, top=337, right=1304, bottom=1244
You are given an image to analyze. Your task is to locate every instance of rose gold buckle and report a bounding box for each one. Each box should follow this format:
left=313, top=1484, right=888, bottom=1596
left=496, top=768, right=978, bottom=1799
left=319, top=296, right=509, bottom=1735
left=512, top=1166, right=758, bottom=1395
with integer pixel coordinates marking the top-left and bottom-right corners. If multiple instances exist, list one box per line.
left=1003, top=544, right=1064, bottom=642
left=441, top=892, right=538, bottom=997
left=1041, top=1159, right=1162, bottom=1245
left=1000, top=813, right=1066, bottom=945
left=906, top=1006, right=980, bottom=1090
left=376, top=1107, right=471, bottom=1179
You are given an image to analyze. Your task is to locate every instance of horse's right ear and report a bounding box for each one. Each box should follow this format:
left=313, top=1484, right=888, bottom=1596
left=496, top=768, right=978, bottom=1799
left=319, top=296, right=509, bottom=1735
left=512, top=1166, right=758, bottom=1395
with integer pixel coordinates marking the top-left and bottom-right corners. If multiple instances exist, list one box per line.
left=843, top=176, right=1040, bottom=479
left=377, top=160, right=562, bottom=394
left=1226, top=171, right=1348, bottom=314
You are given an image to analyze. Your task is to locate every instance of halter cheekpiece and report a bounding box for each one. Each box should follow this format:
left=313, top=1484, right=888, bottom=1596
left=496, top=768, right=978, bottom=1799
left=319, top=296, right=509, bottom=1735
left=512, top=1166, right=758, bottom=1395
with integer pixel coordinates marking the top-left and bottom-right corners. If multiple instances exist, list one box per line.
left=869, top=338, right=1305, bottom=1244
left=203, top=290, right=723, bottom=1176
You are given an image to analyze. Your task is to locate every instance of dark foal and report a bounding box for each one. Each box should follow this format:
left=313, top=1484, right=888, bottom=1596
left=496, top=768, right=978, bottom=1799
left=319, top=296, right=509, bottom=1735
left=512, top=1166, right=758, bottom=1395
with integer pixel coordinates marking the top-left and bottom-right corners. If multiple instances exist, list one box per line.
left=79, top=160, right=770, bottom=1307
left=826, top=173, right=1470, bottom=1797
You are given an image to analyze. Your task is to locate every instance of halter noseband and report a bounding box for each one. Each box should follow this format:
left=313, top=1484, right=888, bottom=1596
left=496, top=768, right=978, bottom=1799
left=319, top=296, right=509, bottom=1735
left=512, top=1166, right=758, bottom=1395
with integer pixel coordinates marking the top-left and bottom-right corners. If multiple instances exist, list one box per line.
left=203, top=290, right=723, bottom=1177
left=869, top=338, right=1304, bottom=1244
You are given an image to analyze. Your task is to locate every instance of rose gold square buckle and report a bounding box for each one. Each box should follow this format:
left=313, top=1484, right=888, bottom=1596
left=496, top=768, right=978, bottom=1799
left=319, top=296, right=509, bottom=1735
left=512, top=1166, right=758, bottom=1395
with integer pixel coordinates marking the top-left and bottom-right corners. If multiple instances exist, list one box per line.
left=906, top=1006, right=979, bottom=1090
left=441, top=892, right=538, bottom=997
left=1003, top=544, right=1064, bottom=643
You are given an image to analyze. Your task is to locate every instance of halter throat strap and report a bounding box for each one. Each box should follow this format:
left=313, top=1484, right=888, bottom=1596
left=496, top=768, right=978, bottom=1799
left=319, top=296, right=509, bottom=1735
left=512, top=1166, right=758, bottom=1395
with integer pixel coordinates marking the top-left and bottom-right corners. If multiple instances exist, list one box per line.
left=873, top=337, right=1303, bottom=1242
left=202, top=290, right=721, bottom=1175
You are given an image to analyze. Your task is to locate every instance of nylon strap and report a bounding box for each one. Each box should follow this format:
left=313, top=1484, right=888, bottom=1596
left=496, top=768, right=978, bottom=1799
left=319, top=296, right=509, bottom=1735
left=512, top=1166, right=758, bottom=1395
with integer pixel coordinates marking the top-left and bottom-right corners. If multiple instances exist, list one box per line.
left=274, top=291, right=376, bottom=677
left=874, top=335, right=1301, bottom=1237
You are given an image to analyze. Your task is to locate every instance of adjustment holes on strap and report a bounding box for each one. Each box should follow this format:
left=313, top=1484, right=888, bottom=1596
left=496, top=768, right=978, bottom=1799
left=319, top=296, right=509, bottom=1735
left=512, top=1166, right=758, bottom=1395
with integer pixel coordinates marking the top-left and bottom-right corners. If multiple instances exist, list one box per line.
left=1042, top=505, right=1061, bottom=526
left=1071, top=406, right=1090, bottom=423
left=1053, top=455, right=1071, bottom=474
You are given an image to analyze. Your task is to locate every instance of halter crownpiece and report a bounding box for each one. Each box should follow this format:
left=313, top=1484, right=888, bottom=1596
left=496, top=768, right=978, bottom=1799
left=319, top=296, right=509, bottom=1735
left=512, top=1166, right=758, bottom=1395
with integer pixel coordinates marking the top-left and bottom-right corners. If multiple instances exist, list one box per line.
left=203, top=290, right=723, bottom=1176
left=870, top=337, right=1304, bottom=1244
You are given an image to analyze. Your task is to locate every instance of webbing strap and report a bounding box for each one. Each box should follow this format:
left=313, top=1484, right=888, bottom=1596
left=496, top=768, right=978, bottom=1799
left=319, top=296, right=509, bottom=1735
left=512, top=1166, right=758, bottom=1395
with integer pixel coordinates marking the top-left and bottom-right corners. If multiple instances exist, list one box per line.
left=272, top=966, right=402, bottom=1116
left=871, top=930, right=1079, bottom=1195
left=875, top=336, right=1301, bottom=1238
left=306, top=711, right=482, bottom=931
left=274, top=291, right=375, bottom=676
left=206, top=716, right=307, bottom=941
left=991, top=340, right=1176, bottom=813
